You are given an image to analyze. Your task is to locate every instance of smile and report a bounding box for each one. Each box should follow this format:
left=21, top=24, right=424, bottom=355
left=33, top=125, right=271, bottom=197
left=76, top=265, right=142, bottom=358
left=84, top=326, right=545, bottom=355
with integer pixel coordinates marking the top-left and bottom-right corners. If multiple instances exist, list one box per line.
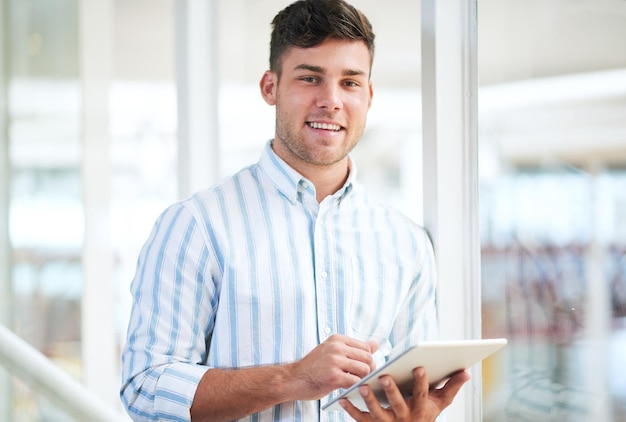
left=307, top=122, right=342, bottom=132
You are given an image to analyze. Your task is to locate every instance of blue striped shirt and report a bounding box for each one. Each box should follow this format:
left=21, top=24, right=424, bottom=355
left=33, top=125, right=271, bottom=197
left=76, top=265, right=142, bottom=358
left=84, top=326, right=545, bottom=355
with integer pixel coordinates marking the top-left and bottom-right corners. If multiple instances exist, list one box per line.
left=120, top=141, right=439, bottom=421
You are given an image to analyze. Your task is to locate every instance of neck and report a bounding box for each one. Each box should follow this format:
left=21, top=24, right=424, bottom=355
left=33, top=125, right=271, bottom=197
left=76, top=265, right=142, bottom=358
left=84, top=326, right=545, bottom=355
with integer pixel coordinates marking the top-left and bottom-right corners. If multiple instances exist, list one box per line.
left=307, top=162, right=350, bottom=203
left=271, top=142, right=351, bottom=202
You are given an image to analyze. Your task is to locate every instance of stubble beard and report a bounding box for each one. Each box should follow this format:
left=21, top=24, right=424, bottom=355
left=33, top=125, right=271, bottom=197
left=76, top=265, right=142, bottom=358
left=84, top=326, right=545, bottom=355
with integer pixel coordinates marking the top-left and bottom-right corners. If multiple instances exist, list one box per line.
left=274, top=113, right=359, bottom=168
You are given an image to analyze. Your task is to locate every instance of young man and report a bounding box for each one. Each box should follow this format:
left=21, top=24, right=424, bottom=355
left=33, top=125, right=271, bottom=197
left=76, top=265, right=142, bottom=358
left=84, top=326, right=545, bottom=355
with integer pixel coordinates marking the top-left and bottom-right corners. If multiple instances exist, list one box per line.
left=120, top=1, right=469, bottom=421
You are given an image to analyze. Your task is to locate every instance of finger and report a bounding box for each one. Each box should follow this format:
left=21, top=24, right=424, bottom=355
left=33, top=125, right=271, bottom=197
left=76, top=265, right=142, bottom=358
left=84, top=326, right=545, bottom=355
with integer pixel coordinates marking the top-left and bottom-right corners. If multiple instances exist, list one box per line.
left=324, top=335, right=377, bottom=376
left=339, top=398, right=370, bottom=421
left=379, top=375, right=410, bottom=420
left=432, top=370, right=471, bottom=408
left=359, top=385, right=388, bottom=420
left=336, top=334, right=376, bottom=352
left=411, top=366, right=429, bottom=405
left=342, top=359, right=374, bottom=382
left=344, top=346, right=377, bottom=375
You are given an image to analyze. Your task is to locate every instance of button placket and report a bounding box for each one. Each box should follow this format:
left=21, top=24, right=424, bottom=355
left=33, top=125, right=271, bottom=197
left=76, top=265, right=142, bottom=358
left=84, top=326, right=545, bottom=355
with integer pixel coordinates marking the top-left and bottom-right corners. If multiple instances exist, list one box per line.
left=314, top=205, right=337, bottom=343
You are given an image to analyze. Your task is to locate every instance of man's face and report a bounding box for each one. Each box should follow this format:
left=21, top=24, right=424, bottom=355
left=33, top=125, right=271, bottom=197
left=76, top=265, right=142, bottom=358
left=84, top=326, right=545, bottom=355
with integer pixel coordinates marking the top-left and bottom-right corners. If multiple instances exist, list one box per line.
left=260, top=38, right=373, bottom=172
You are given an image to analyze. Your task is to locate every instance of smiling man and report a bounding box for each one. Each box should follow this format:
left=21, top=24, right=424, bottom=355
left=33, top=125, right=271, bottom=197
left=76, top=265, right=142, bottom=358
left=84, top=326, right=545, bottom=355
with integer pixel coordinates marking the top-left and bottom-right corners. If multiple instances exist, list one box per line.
left=120, top=1, right=469, bottom=421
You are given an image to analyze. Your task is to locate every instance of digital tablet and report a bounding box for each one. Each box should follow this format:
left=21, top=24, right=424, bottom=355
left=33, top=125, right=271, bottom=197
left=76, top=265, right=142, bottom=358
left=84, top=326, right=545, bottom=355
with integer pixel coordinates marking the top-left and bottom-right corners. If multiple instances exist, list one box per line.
left=322, top=338, right=507, bottom=412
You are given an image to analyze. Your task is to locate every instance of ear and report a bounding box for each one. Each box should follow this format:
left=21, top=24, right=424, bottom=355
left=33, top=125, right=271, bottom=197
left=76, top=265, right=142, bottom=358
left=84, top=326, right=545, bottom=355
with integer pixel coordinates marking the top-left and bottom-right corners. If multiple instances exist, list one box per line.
left=260, top=70, right=278, bottom=105
left=367, top=80, right=374, bottom=109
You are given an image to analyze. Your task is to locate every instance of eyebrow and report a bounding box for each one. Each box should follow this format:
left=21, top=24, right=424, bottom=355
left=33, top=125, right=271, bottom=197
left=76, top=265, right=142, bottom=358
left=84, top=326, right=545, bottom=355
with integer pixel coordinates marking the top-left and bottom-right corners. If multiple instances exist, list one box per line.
left=293, top=64, right=367, bottom=77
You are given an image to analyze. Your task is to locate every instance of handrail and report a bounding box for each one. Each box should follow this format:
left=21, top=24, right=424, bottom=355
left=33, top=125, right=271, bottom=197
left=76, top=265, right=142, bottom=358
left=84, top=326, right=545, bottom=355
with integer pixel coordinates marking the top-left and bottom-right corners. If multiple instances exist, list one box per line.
left=0, top=324, right=128, bottom=422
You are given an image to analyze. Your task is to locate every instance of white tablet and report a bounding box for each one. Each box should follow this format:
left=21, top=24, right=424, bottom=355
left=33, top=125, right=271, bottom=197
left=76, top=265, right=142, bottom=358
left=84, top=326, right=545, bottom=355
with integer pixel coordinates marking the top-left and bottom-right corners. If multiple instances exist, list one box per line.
left=322, top=338, right=507, bottom=412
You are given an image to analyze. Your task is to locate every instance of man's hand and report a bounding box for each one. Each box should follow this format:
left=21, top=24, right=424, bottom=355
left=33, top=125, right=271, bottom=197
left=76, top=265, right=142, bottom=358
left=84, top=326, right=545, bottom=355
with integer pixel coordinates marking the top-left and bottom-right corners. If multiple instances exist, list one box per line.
left=286, top=334, right=379, bottom=401
left=339, top=367, right=471, bottom=422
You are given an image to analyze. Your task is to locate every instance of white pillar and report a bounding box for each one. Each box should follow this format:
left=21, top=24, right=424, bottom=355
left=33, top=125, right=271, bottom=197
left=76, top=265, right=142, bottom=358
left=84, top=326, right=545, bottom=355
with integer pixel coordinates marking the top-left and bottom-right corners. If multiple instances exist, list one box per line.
left=421, top=0, right=482, bottom=420
left=175, top=0, right=221, bottom=198
left=79, top=0, right=119, bottom=409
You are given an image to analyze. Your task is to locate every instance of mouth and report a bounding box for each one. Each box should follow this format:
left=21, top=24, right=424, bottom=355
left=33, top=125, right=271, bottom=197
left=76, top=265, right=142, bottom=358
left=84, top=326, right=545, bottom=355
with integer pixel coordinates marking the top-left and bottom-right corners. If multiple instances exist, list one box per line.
left=307, top=121, right=343, bottom=132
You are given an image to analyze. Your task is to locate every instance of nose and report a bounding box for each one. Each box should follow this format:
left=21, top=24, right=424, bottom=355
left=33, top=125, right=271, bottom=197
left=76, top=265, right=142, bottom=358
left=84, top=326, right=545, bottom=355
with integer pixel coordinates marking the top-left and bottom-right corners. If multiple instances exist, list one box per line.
left=316, top=83, right=342, bottom=110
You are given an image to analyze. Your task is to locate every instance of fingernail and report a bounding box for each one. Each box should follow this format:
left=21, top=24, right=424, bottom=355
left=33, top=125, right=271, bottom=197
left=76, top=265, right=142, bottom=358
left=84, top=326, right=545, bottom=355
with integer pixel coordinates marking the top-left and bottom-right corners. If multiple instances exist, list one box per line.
left=359, top=386, right=369, bottom=397
left=415, top=367, right=425, bottom=378
left=380, top=377, right=390, bottom=387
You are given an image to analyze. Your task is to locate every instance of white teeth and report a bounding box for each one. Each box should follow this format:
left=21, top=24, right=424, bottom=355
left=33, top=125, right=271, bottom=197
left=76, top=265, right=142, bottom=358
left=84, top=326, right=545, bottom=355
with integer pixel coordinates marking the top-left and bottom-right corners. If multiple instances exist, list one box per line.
left=309, top=122, right=341, bottom=131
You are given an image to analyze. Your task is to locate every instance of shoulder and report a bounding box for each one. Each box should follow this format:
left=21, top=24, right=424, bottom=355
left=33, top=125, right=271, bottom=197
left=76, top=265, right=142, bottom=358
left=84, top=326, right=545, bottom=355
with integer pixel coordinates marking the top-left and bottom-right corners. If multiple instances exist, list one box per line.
left=178, top=164, right=259, bottom=215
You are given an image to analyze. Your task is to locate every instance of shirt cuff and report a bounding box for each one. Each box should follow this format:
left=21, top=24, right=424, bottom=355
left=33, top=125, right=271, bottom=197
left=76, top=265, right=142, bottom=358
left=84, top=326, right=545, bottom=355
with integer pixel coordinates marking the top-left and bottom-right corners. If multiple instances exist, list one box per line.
left=154, top=362, right=211, bottom=421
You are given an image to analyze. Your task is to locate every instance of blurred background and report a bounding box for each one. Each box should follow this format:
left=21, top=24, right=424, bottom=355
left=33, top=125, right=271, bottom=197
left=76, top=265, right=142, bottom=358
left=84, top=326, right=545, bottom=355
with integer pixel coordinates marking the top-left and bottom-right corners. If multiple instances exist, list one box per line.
left=0, top=0, right=625, bottom=420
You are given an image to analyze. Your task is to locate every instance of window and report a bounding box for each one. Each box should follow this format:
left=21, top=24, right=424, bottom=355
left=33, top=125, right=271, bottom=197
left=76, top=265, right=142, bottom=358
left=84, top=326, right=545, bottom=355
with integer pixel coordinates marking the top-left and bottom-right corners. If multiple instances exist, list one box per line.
left=478, top=0, right=626, bottom=420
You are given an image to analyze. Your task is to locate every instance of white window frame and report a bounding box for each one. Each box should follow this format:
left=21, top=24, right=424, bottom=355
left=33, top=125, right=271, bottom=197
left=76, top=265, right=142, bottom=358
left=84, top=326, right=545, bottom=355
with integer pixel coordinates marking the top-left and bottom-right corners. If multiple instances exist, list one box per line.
left=0, top=0, right=13, bottom=418
left=422, top=0, right=482, bottom=420
left=175, top=0, right=221, bottom=199
left=79, top=0, right=119, bottom=409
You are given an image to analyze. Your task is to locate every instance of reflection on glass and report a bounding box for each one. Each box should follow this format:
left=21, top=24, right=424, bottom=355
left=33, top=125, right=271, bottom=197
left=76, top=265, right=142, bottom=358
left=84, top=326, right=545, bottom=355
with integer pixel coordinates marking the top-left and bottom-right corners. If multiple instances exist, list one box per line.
left=478, top=0, right=626, bottom=420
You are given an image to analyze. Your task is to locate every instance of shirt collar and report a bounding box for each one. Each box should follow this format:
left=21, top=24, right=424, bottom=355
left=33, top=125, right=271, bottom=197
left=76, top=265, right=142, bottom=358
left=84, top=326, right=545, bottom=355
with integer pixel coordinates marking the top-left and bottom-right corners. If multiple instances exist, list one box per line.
left=257, top=140, right=357, bottom=204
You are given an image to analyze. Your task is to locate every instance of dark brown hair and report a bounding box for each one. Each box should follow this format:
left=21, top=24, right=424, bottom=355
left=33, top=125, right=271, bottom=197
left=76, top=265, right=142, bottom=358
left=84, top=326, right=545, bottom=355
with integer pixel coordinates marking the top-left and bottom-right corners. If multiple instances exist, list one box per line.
left=269, top=0, right=375, bottom=76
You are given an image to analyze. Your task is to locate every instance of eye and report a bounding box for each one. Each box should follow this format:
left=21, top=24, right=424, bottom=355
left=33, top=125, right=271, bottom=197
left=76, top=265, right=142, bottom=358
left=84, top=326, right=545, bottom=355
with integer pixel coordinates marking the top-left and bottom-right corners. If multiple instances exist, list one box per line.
left=344, top=81, right=359, bottom=87
left=301, top=76, right=318, bottom=83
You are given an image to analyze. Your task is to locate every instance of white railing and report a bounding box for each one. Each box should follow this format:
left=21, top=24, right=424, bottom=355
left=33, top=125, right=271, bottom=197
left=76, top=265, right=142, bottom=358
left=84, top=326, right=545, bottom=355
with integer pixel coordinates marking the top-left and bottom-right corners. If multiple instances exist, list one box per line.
left=0, top=324, right=128, bottom=422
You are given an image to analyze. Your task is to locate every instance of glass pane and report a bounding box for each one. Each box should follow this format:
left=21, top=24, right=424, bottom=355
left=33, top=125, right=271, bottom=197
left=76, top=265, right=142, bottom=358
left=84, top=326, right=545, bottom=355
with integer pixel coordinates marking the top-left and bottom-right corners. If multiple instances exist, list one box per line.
left=5, top=0, right=82, bottom=419
left=478, top=0, right=626, bottom=420
left=2, top=0, right=178, bottom=419
left=110, top=0, right=178, bottom=339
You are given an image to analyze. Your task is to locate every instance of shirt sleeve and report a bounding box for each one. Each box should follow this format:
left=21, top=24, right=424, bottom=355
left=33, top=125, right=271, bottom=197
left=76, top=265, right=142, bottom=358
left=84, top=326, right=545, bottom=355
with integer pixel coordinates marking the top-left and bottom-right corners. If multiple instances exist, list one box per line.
left=120, top=202, right=217, bottom=422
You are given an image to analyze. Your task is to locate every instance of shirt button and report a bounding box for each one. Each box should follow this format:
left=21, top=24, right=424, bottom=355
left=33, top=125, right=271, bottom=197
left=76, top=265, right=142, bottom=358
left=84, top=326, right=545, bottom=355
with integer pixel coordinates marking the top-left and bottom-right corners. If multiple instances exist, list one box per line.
left=324, top=327, right=332, bottom=335
left=301, top=181, right=308, bottom=189
left=320, top=271, right=328, bottom=279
